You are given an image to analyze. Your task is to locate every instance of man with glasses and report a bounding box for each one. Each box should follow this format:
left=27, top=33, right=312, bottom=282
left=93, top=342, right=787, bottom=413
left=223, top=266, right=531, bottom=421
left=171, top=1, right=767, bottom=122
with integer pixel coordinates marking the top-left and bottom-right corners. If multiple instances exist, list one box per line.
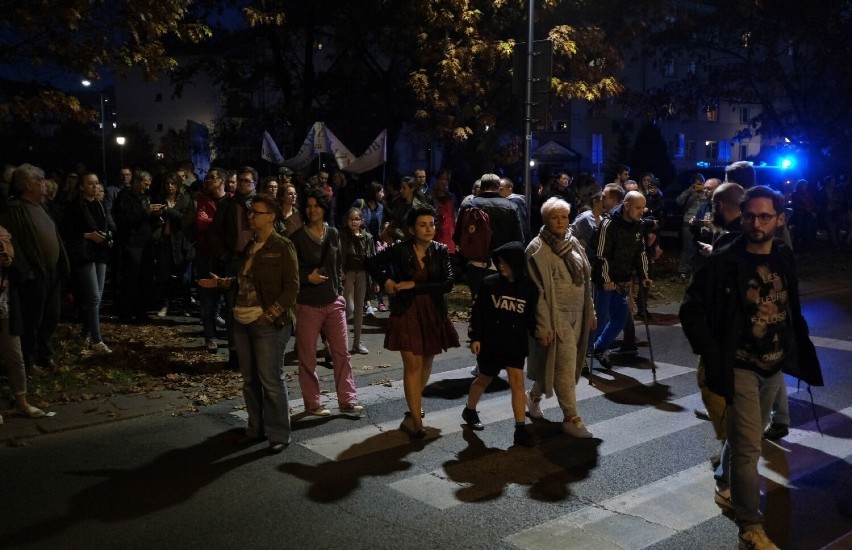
left=680, top=186, right=823, bottom=550
left=209, top=166, right=258, bottom=368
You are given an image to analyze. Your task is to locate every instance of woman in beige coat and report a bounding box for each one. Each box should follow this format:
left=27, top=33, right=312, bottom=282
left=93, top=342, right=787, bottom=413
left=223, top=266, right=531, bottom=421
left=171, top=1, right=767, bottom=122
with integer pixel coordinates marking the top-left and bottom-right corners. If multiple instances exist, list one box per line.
left=525, top=197, right=596, bottom=437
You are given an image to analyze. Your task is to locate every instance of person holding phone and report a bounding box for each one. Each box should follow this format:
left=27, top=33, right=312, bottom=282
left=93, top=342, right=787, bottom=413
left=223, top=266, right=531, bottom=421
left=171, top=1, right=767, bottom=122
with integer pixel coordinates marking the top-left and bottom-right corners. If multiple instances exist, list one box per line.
left=113, top=170, right=161, bottom=323
left=290, top=187, right=363, bottom=417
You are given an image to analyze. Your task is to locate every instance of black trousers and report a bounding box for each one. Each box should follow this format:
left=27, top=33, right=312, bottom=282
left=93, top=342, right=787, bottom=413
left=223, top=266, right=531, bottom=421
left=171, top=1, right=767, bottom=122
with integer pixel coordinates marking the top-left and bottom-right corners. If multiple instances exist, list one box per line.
left=118, top=244, right=154, bottom=321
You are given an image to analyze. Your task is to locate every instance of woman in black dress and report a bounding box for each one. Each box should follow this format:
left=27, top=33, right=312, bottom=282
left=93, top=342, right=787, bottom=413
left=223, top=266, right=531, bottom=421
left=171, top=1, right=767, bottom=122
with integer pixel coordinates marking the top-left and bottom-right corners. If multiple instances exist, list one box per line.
left=368, top=205, right=459, bottom=438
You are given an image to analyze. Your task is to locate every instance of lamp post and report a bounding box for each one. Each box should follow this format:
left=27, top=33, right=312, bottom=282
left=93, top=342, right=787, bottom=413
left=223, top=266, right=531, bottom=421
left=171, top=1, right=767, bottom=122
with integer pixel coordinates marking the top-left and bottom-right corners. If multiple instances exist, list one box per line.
left=115, top=136, right=126, bottom=166
left=81, top=80, right=107, bottom=180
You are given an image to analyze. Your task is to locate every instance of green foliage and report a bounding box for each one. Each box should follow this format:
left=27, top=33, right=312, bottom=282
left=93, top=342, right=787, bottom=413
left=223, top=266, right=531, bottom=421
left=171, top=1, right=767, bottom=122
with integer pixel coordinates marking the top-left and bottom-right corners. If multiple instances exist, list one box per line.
left=0, top=0, right=211, bottom=122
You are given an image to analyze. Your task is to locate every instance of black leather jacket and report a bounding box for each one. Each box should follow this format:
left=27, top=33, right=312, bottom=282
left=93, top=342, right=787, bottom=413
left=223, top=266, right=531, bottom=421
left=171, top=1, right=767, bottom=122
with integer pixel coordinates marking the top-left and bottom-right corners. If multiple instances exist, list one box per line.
left=367, top=240, right=453, bottom=317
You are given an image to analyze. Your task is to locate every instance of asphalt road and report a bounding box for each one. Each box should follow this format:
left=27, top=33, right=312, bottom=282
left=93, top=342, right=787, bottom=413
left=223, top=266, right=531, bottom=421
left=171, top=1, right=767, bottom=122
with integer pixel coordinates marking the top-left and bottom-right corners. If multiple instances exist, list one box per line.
left=2, top=286, right=851, bottom=550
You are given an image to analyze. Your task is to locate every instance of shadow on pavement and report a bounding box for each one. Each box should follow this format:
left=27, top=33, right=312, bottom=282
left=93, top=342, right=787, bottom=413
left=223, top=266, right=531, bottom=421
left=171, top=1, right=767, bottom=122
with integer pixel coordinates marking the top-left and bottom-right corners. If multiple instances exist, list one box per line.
left=278, top=429, right=440, bottom=502
left=589, top=367, right=683, bottom=413
left=441, top=427, right=600, bottom=504
left=1, top=429, right=268, bottom=548
left=423, top=376, right=510, bottom=400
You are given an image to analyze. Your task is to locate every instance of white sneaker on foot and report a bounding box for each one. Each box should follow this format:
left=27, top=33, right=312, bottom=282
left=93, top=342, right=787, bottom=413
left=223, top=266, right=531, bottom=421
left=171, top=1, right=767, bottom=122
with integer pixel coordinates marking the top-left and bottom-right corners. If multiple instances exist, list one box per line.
left=526, top=391, right=544, bottom=419
left=307, top=406, right=331, bottom=417
left=18, top=404, right=45, bottom=418
left=364, top=305, right=377, bottom=316
left=340, top=403, right=364, bottom=414
left=562, top=416, right=593, bottom=438
left=157, top=306, right=168, bottom=318
left=738, top=526, right=779, bottom=550
left=91, top=342, right=112, bottom=354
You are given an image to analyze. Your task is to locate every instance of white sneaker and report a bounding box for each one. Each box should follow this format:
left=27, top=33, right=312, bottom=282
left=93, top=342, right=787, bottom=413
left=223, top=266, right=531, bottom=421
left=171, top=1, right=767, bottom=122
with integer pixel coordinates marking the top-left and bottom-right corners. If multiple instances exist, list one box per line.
left=364, top=305, right=377, bottom=316
left=307, top=406, right=331, bottom=417
left=157, top=306, right=168, bottom=318
left=18, top=404, right=45, bottom=418
left=562, top=416, right=593, bottom=438
left=526, top=391, right=544, bottom=419
left=91, top=342, right=112, bottom=354
left=738, top=526, right=779, bottom=550
left=89, top=342, right=112, bottom=355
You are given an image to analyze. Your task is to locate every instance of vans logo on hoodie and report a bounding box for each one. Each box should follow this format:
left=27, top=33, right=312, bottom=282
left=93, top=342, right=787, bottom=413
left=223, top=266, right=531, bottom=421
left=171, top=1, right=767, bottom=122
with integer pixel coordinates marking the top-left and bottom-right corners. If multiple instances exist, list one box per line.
left=491, top=295, right=526, bottom=313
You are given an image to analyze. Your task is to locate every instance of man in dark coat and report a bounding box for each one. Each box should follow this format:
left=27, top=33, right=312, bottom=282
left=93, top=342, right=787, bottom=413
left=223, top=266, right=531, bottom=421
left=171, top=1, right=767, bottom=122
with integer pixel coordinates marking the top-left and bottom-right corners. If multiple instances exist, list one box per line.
left=679, top=186, right=823, bottom=550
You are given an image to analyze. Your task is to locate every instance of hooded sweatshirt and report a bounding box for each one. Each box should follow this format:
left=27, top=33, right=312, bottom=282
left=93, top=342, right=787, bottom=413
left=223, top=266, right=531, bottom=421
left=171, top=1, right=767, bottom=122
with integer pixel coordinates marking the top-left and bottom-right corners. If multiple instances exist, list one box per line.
left=468, top=241, right=537, bottom=365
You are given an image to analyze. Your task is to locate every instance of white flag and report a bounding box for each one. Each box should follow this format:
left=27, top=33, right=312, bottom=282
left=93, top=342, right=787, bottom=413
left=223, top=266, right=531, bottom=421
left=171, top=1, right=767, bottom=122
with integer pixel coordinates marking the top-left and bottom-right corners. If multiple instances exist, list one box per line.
left=281, top=122, right=323, bottom=170
left=260, top=131, right=285, bottom=165
left=342, top=129, right=387, bottom=174
left=322, top=125, right=357, bottom=169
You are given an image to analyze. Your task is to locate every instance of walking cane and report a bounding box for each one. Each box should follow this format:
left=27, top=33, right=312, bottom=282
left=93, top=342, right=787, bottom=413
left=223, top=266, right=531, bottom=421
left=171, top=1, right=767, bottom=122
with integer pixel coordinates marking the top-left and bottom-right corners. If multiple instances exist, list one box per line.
left=586, top=284, right=598, bottom=384
left=638, top=282, right=657, bottom=383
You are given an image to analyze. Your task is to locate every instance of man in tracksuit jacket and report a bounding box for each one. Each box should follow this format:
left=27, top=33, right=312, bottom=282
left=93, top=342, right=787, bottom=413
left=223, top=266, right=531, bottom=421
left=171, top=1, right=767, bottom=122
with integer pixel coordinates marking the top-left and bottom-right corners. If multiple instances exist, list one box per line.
left=591, top=190, right=651, bottom=367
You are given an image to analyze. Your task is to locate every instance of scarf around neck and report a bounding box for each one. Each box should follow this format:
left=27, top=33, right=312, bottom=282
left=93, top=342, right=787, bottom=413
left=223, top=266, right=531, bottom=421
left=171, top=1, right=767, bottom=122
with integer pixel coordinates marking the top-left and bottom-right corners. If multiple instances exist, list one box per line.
left=538, top=225, right=589, bottom=286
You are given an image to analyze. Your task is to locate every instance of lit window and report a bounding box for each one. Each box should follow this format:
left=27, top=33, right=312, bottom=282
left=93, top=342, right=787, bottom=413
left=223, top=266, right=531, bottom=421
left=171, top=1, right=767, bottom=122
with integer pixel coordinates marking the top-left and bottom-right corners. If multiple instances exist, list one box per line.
left=705, top=105, right=719, bottom=122
left=705, top=141, right=719, bottom=160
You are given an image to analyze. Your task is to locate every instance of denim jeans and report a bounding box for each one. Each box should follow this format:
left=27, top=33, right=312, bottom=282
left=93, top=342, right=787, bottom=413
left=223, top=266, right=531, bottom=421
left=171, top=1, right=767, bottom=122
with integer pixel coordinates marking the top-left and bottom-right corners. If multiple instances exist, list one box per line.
left=233, top=320, right=292, bottom=444
left=715, top=368, right=783, bottom=529
left=76, top=261, right=107, bottom=343
left=195, top=258, right=224, bottom=341
left=592, top=286, right=629, bottom=353
left=343, top=269, right=367, bottom=347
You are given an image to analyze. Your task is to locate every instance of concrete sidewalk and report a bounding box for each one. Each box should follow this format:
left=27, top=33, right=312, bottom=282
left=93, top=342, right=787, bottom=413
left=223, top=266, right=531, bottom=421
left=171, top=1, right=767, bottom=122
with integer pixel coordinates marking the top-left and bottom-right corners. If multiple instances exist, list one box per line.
left=0, top=310, right=473, bottom=444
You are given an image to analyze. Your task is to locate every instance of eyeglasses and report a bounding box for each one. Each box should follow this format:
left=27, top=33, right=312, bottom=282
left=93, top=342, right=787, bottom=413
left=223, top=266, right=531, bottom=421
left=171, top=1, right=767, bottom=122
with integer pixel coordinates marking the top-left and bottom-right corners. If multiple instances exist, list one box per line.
left=238, top=178, right=255, bottom=184
left=742, top=212, right=778, bottom=224
left=247, top=209, right=274, bottom=216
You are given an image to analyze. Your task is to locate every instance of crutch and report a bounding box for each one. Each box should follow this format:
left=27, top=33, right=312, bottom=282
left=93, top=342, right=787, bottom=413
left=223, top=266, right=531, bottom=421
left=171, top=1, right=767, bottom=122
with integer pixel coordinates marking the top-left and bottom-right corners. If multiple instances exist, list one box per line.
left=586, top=284, right=598, bottom=384
left=638, top=282, right=657, bottom=383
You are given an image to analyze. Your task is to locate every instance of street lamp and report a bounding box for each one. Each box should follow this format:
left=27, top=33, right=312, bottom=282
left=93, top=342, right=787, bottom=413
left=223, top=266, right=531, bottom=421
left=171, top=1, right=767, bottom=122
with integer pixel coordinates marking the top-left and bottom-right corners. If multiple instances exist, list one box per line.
left=81, top=79, right=107, bottom=180
left=115, top=136, right=126, bottom=166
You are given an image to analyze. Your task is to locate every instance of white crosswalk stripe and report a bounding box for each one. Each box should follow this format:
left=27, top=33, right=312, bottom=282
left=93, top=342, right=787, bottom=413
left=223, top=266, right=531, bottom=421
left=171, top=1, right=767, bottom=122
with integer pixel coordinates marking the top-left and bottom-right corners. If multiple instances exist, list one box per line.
left=286, top=356, right=852, bottom=549
left=505, top=406, right=852, bottom=550
left=298, top=362, right=694, bottom=461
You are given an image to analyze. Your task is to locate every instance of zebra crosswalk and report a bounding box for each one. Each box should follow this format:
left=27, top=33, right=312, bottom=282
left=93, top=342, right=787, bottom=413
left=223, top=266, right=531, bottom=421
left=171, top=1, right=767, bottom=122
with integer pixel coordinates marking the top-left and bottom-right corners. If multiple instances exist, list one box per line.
left=272, top=334, right=852, bottom=550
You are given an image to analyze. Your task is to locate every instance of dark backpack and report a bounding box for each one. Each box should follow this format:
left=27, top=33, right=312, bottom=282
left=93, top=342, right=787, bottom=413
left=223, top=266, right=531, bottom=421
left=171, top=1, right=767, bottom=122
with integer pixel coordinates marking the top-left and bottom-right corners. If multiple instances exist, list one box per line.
left=457, top=202, right=492, bottom=262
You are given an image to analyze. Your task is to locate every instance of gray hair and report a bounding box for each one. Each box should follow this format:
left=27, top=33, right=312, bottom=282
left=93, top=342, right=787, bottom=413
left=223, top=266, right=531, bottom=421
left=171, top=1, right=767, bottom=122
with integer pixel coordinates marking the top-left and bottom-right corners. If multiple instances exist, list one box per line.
left=540, top=196, right=571, bottom=218
left=12, top=163, right=45, bottom=193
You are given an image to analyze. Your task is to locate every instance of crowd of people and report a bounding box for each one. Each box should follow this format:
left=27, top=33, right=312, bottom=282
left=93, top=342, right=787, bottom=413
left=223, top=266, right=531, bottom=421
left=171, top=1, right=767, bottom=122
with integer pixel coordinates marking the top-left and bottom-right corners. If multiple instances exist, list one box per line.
left=0, top=158, right=829, bottom=548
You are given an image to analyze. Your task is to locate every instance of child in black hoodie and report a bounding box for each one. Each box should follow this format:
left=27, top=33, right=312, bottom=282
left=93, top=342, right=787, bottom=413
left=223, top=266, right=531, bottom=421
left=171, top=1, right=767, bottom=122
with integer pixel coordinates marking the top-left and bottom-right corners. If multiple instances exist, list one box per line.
left=462, top=241, right=538, bottom=447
